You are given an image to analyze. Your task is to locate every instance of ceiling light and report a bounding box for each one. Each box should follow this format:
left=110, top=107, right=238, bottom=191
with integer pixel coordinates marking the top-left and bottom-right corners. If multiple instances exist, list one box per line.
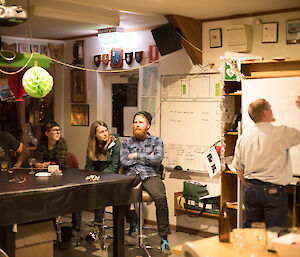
left=98, top=27, right=124, bottom=46
left=31, top=6, right=119, bottom=26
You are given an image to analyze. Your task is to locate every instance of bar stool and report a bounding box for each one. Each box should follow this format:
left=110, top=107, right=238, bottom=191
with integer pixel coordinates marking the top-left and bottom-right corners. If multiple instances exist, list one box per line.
left=135, top=190, right=159, bottom=257
left=129, top=165, right=165, bottom=257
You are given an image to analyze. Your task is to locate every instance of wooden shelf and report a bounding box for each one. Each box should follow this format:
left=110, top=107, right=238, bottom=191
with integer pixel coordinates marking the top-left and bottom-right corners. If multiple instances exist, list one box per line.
left=229, top=92, right=242, bottom=96
left=222, top=93, right=242, bottom=96
left=226, top=203, right=238, bottom=209
left=223, top=170, right=236, bottom=175
left=226, top=202, right=245, bottom=211
left=226, top=131, right=238, bottom=136
left=241, top=58, right=300, bottom=65
left=174, top=192, right=220, bottom=219
left=241, top=58, right=300, bottom=78
left=27, top=146, right=37, bottom=151
left=175, top=207, right=220, bottom=219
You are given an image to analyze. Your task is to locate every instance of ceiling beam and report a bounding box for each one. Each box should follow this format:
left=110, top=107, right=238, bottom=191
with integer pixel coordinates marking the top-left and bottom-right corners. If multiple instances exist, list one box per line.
left=166, top=15, right=202, bottom=65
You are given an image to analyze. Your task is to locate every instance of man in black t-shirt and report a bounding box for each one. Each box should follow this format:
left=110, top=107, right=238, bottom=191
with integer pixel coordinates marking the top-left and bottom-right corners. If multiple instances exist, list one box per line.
left=0, top=131, right=29, bottom=168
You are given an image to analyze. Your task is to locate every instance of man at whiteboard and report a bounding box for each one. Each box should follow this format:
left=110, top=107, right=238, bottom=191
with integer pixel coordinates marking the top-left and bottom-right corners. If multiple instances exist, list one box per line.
left=120, top=111, right=171, bottom=254
left=232, top=97, right=300, bottom=228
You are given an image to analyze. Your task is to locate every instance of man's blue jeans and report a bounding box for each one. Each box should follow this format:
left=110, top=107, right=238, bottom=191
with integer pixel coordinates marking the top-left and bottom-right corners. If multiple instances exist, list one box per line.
left=244, top=179, right=288, bottom=228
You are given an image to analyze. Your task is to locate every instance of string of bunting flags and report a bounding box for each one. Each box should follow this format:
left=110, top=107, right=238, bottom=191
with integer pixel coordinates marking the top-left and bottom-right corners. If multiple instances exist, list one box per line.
left=93, top=45, right=159, bottom=68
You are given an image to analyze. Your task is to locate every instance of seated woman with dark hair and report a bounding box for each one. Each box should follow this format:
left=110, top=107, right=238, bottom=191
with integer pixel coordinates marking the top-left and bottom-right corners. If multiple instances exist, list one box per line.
left=35, top=121, right=68, bottom=170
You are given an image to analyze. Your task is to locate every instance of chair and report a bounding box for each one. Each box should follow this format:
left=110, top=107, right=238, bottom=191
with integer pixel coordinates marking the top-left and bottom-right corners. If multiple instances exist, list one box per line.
left=66, top=152, right=79, bottom=168
left=129, top=164, right=165, bottom=257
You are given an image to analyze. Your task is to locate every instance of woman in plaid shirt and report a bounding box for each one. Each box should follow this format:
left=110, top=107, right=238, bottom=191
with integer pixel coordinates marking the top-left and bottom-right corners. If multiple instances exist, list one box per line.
left=35, top=121, right=68, bottom=170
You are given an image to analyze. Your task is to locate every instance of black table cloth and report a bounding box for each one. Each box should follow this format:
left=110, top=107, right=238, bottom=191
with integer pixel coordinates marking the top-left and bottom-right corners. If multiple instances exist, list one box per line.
left=0, top=168, right=140, bottom=257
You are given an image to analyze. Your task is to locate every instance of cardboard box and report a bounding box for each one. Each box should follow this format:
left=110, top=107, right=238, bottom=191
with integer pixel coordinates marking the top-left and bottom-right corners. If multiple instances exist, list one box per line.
left=15, top=221, right=56, bottom=257
left=272, top=233, right=300, bottom=257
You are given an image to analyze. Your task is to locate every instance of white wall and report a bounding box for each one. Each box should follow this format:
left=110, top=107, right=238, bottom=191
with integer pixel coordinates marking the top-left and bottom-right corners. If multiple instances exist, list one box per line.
left=202, top=11, right=300, bottom=68
left=60, top=10, right=300, bottom=233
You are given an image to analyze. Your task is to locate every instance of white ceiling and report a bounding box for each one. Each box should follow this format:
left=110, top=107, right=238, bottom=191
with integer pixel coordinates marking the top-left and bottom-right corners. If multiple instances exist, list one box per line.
left=0, top=0, right=300, bottom=39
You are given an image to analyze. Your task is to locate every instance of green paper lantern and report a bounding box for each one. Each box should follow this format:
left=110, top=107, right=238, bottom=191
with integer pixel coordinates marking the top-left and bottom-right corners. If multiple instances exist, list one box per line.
left=22, top=66, right=53, bottom=98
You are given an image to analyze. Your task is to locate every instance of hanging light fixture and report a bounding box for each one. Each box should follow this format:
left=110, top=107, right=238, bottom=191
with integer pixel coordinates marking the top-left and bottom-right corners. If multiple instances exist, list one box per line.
left=22, top=61, right=53, bottom=98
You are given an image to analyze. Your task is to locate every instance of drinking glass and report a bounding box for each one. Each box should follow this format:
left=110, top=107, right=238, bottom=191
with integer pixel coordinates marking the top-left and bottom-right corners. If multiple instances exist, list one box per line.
left=1, top=161, right=8, bottom=173
left=232, top=228, right=245, bottom=249
left=28, top=158, right=36, bottom=174
left=251, top=222, right=267, bottom=256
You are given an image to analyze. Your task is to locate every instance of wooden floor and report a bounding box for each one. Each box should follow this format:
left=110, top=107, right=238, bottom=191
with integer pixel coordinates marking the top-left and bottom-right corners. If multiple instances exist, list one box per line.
left=54, top=211, right=203, bottom=257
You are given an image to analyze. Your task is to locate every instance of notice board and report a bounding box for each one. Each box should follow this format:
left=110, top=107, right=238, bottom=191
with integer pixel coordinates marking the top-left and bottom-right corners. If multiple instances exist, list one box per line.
left=160, top=73, right=221, bottom=172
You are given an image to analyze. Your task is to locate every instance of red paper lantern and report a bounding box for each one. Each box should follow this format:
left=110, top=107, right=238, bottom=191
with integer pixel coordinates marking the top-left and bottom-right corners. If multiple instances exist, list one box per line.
left=8, top=73, right=26, bottom=101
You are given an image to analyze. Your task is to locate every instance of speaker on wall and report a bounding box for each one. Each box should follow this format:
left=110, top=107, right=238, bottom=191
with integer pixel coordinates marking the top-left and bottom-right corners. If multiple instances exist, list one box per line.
left=151, top=23, right=182, bottom=56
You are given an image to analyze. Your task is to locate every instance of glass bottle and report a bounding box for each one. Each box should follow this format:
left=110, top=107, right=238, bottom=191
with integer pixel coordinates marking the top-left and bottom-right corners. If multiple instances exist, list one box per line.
left=219, top=204, right=231, bottom=242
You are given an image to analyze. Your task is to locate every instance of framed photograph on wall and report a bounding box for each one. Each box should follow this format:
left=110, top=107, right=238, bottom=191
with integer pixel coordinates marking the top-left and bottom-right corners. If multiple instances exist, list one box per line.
left=30, top=44, right=39, bottom=53
left=40, top=45, right=49, bottom=56
left=262, top=22, right=278, bottom=43
left=209, top=28, right=222, bottom=48
left=71, top=69, right=86, bottom=103
left=71, top=104, right=89, bottom=126
left=286, top=19, right=300, bottom=44
left=18, top=43, right=28, bottom=53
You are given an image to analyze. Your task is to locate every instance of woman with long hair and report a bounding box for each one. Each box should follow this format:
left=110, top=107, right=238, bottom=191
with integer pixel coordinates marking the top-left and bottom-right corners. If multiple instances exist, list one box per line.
left=73, top=121, right=121, bottom=243
left=35, top=121, right=68, bottom=170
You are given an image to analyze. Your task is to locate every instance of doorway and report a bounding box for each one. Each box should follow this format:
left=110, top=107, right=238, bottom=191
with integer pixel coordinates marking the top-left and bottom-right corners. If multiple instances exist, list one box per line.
left=112, top=83, right=138, bottom=137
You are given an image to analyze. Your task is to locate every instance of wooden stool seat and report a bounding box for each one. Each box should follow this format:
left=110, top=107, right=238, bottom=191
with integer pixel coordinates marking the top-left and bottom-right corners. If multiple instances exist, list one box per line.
left=142, top=190, right=153, bottom=203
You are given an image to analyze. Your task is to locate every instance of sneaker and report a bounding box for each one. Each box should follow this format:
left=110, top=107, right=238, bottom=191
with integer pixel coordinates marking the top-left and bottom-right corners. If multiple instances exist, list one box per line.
left=128, top=222, right=138, bottom=236
left=161, top=238, right=172, bottom=255
left=85, top=226, right=100, bottom=241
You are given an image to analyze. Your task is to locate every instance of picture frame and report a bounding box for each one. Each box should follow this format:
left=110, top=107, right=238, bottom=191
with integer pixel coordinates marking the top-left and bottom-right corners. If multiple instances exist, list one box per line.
left=48, top=43, right=64, bottom=60
left=71, top=69, right=86, bottom=103
left=18, top=43, right=28, bottom=53
left=40, top=45, right=49, bottom=56
left=30, top=44, right=39, bottom=53
left=262, top=22, right=278, bottom=43
left=71, top=104, right=89, bottom=126
left=286, top=19, right=300, bottom=44
left=2, top=42, right=17, bottom=52
left=209, top=28, right=222, bottom=48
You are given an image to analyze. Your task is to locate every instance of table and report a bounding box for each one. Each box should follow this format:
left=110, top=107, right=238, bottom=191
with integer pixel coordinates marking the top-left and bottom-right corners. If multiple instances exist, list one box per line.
left=172, top=231, right=278, bottom=257
left=0, top=168, right=139, bottom=257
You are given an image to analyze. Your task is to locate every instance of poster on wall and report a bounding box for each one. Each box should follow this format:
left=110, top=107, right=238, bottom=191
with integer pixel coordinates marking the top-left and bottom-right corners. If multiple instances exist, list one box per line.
left=286, top=19, right=300, bottom=44
left=142, top=67, right=158, bottom=124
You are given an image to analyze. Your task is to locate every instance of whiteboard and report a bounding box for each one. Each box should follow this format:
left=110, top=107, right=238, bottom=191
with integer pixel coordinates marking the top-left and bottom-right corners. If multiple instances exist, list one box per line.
left=161, top=100, right=221, bottom=171
left=242, top=76, right=300, bottom=176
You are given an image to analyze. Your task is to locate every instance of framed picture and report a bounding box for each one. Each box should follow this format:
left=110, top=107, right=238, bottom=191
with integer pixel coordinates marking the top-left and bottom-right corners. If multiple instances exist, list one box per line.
left=0, top=78, right=14, bottom=101
left=71, top=104, right=89, bottom=126
left=30, top=44, right=39, bottom=53
left=262, top=22, right=278, bottom=43
left=71, top=69, right=86, bottom=103
left=18, top=43, right=28, bottom=53
left=48, top=43, right=64, bottom=60
left=209, top=28, right=222, bottom=48
left=286, top=19, right=300, bottom=44
left=2, top=42, right=17, bottom=52
left=40, top=45, right=49, bottom=56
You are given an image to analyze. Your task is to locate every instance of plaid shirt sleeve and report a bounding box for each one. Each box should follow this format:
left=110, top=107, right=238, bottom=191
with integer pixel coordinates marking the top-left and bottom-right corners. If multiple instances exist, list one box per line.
left=120, top=138, right=137, bottom=168
left=137, top=136, right=164, bottom=167
left=53, top=137, right=68, bottom=170
left=34, top=141, right=47, bottom=163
